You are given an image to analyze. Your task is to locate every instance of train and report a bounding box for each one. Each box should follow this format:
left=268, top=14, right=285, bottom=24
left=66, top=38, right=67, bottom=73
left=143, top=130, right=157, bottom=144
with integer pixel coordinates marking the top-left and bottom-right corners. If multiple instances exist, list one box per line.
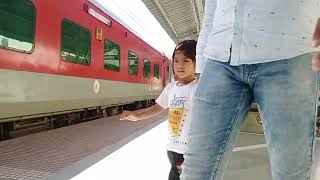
left=0, top=0, right=171, bottom=140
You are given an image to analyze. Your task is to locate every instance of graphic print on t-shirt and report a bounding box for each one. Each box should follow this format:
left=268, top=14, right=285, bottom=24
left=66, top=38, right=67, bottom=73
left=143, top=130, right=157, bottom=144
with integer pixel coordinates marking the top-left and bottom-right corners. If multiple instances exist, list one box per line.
left=168, top=108, right=185, bottom=136
left=168, top=95, right=186, bottom=137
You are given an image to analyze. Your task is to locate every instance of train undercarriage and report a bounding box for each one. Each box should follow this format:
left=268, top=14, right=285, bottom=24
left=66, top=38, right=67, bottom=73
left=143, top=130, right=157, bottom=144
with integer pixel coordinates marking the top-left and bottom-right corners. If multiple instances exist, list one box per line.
left=1, top=101, right=319, bottom=141
left=0, top=99, right=155, bottom=141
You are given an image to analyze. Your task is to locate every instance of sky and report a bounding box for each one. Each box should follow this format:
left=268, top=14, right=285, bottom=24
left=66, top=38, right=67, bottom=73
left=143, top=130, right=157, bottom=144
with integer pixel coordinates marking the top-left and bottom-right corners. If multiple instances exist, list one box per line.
left=90, top=0, right=176, bottom=59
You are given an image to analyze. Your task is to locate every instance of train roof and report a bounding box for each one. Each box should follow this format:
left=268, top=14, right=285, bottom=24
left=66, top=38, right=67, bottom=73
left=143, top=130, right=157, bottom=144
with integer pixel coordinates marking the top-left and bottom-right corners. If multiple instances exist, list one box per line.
left=89, top=0, right=170, bottom=60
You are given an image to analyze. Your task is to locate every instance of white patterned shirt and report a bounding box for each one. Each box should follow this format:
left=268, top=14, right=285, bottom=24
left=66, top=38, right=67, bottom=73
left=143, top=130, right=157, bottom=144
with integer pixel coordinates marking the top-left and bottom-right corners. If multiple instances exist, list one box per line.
left=196, top=0, right=320, bottom=73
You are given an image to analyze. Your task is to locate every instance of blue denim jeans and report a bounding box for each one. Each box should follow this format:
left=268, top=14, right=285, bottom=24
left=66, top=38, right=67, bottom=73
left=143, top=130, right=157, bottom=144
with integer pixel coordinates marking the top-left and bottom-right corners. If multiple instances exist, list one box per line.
left=181, top=54, right=319, bottom=180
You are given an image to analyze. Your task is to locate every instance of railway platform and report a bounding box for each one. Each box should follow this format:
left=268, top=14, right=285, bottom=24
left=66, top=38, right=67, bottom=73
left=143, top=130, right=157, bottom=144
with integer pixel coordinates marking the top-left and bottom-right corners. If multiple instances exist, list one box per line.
left=0, top=112, right=319, bottom=180
left=0, top=112, right=166, bottom=180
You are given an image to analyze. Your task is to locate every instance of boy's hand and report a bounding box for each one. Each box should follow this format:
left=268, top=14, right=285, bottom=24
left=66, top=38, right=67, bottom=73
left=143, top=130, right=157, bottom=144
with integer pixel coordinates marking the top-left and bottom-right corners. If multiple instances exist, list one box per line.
left=177, top=164, right=182, bottom=174
left=120, top=111, right=139, bottom=121
left=312, top=18, right=320, bottom=71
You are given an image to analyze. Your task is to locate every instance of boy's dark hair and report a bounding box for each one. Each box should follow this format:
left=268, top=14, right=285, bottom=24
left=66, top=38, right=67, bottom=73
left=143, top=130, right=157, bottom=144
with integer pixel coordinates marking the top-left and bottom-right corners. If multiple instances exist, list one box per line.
left=172, top=40, right=197, bottom=62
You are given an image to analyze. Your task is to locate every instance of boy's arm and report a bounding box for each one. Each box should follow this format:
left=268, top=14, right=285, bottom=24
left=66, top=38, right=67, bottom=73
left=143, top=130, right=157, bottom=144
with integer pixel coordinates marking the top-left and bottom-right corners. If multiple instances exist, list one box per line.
left=120, top=104, right=165, bottom=121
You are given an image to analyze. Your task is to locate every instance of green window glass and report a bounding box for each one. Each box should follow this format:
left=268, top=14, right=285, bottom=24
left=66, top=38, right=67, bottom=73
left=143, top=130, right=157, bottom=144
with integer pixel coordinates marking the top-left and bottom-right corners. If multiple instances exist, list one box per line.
left=61, top=19, right=91, bottom=65
left=104, top=40, right=120, bottom=71
left=154, top=64, right=160, bottom=80
left=128, top=51, right=138, bottom=75
left=143, top=59, right=150, bottom=78
left=0, top=0, right=35, bottom=53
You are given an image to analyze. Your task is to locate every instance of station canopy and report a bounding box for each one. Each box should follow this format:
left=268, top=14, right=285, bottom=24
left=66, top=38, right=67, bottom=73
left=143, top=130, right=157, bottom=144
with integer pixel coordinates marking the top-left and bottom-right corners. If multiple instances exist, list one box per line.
left=142, top=0, right=205, bottom=44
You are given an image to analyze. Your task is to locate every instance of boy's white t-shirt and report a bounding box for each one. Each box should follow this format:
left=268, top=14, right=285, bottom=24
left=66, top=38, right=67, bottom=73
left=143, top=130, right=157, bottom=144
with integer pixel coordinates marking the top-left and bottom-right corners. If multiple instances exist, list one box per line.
left=156, top=79, right=197, bottom=154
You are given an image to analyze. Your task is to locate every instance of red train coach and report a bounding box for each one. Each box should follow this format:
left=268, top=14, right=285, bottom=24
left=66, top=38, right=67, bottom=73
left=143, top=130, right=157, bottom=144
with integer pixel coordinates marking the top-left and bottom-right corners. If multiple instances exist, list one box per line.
left=0, top=0, right=171, bottom=140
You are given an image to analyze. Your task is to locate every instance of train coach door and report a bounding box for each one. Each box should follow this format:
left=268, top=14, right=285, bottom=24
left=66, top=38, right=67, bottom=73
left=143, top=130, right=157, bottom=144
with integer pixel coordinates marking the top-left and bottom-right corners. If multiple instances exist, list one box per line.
left=162, top=59, right=167, bottom=87
left=163, top=59, right=172, bottom=86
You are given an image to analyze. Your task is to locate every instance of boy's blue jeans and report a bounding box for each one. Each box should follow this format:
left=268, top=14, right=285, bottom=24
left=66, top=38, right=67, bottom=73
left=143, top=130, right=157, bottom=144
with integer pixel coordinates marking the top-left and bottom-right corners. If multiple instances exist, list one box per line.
left=181, top=53, right=319, bottom=180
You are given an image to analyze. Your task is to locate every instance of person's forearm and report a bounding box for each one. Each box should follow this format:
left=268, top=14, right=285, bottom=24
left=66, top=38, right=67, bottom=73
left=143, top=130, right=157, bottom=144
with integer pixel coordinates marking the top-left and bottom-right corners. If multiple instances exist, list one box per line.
left=196, top=0, right=217, bottom=73
left=313, top=17, right=320, bottom=47
left=312, top=18, right=320, bottom=71
left=135, top=104, right=164, bottom=120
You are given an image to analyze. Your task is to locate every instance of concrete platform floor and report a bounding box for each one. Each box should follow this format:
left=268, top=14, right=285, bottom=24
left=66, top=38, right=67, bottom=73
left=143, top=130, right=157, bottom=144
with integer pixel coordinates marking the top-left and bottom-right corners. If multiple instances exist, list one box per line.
left=70, top=121, right=320, bottom=180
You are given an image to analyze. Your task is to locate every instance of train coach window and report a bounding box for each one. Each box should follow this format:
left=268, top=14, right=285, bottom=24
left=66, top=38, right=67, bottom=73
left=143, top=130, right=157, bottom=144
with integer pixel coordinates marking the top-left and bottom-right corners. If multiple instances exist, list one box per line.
left=61, top=19, right=91, bottom=65
left=143, top=59, right=150, bottom=78
left=104, top=40, right=120, bottom=71
left=0, top=0, right=35, bottom=53
left=154, top=64, right=160, bottom=80
left=128, top=51, right=138, bottom=75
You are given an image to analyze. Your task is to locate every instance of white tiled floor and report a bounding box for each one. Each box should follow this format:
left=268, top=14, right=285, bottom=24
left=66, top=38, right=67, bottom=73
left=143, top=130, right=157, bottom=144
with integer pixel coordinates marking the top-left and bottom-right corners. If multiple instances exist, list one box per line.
left=72, top=121, right=171, bottom=180
left=0, top=114, right=166, bottom=180
left=72, top=121, right=320, bottom=180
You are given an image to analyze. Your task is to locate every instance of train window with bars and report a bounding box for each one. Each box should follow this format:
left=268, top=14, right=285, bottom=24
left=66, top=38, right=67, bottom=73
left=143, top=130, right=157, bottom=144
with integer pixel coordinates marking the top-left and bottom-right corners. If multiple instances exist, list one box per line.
left=128, top=51, right=138, bottom=75
left=104, top=40, right=120, bottom=71
left=0, top=0, right=35, bottom=53
left=143, top=59, right=150, bottom=78
left=154, top=64, right=160, bottom=80
left=61, top=19, right=91, bottom=65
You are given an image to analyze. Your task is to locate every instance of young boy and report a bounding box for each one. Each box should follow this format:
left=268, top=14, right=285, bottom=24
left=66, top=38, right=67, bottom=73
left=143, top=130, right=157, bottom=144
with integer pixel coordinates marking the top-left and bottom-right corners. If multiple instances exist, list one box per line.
left=120, top=40, right=197, bottom=180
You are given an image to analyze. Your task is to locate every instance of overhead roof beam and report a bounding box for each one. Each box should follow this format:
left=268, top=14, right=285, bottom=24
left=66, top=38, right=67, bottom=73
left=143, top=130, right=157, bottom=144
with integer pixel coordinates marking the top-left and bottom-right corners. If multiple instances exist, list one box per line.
left=153, top=0, right=180, bottom=39
left=192, top=0, right=204, bottom=34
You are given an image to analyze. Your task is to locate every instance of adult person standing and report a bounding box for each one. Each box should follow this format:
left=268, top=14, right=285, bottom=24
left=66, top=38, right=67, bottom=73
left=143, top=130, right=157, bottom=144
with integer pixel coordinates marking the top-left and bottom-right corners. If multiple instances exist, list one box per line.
left=181, top=0, right=320, bottom=179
